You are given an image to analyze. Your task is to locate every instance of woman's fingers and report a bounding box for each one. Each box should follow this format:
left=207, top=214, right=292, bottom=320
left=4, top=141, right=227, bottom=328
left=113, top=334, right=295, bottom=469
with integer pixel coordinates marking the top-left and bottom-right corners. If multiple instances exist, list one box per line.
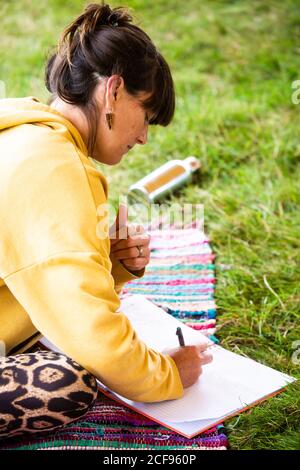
left=111, top=237, right=149, bottom=253
left=122, top=258, right=147, bottom=271
left=110, top=224, right=151, bottom=271
left=199, top=351, right=213, bottom=365
left=194, top=343, right=214, bottom=366
left=113, top=246, right=148, bottom=259
left=196, top=343, right=210, bottom=354
left=109, top=204, right=128, bottom=242
left=110, top=223, right=147, bottom=244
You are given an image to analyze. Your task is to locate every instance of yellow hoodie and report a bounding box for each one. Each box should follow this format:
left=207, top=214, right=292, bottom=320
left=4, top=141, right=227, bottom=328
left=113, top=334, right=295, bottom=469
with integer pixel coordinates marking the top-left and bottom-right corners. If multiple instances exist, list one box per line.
left=0, top=96, right=183, bottom=402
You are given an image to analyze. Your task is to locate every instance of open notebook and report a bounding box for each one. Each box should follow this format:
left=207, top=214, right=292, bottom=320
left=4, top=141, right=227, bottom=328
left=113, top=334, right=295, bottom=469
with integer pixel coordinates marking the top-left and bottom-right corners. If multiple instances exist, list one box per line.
left=40, top=294, right=296, bottom=438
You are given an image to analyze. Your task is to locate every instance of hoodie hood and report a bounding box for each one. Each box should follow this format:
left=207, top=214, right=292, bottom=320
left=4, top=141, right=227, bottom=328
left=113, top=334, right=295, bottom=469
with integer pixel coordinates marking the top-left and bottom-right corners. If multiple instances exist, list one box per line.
left=0, top=96, right=88, bottom=156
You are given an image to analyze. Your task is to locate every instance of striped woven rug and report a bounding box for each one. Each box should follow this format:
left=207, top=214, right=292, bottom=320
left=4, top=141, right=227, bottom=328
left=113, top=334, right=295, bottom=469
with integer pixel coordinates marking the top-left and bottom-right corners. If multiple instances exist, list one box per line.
left=0, top=220, right=228, bottom=450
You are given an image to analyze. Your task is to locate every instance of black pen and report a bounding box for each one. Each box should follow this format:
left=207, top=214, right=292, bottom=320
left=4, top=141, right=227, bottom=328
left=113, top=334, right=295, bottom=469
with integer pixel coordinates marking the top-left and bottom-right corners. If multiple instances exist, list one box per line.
left=176, top=327, right=216, bottom=351
left=176, top=327, right=185, bottom=347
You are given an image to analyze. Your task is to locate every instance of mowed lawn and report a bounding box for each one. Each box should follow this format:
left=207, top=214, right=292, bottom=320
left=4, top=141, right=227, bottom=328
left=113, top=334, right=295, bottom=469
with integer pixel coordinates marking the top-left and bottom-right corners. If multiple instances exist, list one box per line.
left=1, top=0, right=299, bottom=450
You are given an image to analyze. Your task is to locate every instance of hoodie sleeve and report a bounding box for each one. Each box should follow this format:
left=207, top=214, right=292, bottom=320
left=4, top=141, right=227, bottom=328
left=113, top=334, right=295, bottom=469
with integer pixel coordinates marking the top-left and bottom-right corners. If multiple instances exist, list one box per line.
left=1, top=127, right=183, bottom=402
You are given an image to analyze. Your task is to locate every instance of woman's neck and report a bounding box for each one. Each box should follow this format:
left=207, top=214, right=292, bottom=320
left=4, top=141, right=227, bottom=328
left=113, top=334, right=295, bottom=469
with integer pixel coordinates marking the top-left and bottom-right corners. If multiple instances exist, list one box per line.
left=50, top=98, right=89, bottom=149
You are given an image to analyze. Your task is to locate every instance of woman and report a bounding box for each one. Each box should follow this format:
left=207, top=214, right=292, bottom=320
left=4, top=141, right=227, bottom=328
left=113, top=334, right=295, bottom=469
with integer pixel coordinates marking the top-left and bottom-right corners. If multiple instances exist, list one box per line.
left=0, top=3, right=212, bottom=439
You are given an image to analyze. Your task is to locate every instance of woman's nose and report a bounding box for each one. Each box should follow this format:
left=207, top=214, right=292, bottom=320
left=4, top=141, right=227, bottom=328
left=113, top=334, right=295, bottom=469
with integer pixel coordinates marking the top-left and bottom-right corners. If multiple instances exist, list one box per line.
left=136, top=126, right=148, bottom=145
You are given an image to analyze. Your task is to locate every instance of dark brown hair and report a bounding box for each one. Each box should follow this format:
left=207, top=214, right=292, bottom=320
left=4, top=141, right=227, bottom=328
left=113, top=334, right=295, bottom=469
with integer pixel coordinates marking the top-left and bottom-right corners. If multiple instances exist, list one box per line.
left=45, top=2, right=175, bottom=155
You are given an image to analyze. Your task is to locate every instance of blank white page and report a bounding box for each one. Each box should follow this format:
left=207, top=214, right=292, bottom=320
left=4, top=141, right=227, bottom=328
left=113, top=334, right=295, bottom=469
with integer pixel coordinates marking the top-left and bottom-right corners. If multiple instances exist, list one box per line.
left=116, top=295, right=295, bottom=423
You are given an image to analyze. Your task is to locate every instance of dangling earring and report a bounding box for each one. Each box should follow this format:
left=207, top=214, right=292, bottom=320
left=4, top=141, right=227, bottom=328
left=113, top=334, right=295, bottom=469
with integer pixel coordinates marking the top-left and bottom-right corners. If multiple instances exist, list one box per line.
left=105, top=88, right=117, bottom=130
left=106, top=112, right=113, bottom=130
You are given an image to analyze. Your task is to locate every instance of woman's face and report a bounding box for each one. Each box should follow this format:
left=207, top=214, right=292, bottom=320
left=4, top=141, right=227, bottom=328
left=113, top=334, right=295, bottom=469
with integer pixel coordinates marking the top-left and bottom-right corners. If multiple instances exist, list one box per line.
left=92, top=75, right=152, bottom=165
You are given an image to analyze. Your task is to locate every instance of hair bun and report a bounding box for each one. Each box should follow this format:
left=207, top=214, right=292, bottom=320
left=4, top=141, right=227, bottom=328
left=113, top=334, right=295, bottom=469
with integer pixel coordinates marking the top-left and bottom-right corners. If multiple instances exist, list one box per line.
left=79, top=3, right=133, bottom=34
left=58, top=3, right=133, bottom=64
left=81, top=4, right=112, bottom=31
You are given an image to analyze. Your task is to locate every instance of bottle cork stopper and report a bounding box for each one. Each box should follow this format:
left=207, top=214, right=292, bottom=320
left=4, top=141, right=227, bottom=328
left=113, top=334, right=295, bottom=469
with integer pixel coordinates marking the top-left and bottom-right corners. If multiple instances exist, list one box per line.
left=184, top=156, right=201, bottom=171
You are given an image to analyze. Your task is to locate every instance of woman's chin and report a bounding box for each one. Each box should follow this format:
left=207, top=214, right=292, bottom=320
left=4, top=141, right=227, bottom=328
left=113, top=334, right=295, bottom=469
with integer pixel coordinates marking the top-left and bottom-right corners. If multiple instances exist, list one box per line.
left=93, top=152, right=123, bottom=166
left=108, top=156, right=124, bottom=166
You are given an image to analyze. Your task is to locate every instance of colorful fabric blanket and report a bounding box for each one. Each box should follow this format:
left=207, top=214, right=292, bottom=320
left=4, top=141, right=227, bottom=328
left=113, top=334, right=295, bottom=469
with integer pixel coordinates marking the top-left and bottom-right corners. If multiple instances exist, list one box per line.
left=0, top=221, right=228, bottom=450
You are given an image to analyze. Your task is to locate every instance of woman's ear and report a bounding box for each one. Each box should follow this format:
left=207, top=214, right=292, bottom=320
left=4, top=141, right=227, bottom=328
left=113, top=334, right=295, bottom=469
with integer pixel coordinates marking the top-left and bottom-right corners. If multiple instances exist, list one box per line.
left=105, top=75, right=123, bottom=108
left=113, top=75, right=124, bottom=101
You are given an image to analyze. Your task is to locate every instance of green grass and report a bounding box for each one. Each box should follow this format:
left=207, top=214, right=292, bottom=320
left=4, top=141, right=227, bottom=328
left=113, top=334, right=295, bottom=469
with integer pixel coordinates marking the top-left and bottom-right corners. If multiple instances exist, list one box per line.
left=1, top=0, right=300, bottom=450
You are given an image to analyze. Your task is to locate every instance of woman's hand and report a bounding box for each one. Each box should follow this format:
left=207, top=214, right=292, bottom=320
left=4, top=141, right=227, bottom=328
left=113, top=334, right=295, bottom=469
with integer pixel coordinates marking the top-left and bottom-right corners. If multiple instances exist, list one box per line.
left=109, top=204, right=151, bottom=272
left=164, top=344, right=213, bottom=388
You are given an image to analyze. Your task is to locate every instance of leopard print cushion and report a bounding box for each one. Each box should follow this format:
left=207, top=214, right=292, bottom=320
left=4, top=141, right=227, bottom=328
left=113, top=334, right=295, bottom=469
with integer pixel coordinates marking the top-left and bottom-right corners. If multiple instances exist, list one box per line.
left=0, top=350, right=98, bottom=439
